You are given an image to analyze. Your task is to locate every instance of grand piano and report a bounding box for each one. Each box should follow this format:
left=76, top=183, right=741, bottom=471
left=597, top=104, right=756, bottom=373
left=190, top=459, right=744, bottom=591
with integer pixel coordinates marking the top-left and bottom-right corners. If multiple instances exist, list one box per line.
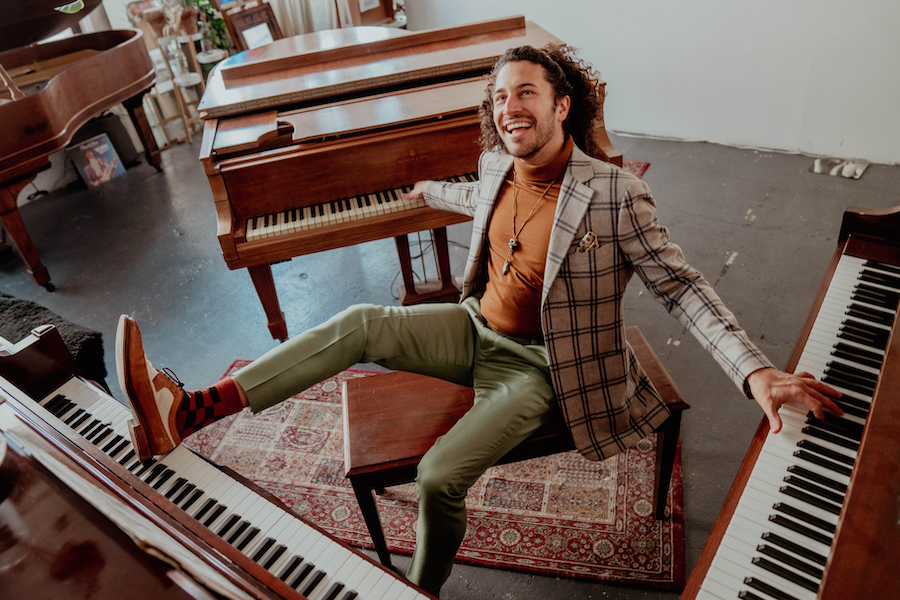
left=196, top=16, right=622, bottom=340
left=682, top=205, right=900, bottom=600
left=0, top=0, right=162, bottom=291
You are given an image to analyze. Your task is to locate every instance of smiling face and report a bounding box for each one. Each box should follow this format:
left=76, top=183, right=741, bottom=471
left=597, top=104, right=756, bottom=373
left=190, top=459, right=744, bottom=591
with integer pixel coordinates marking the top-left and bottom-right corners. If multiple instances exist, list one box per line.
left=491, top=60, right=571, bottom=165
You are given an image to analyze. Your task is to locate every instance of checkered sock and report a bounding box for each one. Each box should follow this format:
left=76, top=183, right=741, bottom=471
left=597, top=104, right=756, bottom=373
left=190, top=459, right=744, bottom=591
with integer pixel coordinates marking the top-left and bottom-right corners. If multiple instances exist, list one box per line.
left=175, top=378, right=244, bottom=437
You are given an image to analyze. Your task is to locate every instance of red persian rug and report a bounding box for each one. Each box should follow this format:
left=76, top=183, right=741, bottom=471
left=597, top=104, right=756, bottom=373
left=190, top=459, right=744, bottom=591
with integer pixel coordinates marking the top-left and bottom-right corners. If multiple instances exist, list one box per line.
left=185, top=365, right=684, bottom=590
left=623, top=159, right=650, bottom=178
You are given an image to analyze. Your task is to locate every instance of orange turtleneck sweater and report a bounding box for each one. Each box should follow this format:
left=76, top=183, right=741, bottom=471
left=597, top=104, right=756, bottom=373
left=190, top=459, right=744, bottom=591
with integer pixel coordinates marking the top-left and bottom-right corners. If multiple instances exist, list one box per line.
left=480, top=137, right=573, bottom=340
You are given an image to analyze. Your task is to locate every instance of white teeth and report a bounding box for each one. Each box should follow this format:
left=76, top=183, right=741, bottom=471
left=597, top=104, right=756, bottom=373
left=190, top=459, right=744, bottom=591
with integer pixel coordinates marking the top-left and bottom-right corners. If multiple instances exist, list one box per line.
left=506, top=122, right=532, bottom=133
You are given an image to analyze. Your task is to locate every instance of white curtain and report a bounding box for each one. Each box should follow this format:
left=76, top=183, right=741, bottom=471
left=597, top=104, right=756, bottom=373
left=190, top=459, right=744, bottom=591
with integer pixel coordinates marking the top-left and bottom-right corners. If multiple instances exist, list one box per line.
left=268, top=0, right=353, bottom=37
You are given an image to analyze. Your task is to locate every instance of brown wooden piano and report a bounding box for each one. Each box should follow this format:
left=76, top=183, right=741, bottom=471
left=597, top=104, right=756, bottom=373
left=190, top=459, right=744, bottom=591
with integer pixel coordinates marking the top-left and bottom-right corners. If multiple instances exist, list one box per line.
left=0, top=324, right=439, bottom=600
left=682, top=205, right=900, bottom=600
left=197, top=16, right=622, bottom=341
left=0, top=0, right=162, bottom=292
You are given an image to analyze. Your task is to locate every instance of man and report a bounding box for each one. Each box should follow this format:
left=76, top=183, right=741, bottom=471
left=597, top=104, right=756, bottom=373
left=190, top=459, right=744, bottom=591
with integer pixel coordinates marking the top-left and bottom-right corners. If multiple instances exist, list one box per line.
left=117, top=43, right=841, bottom=595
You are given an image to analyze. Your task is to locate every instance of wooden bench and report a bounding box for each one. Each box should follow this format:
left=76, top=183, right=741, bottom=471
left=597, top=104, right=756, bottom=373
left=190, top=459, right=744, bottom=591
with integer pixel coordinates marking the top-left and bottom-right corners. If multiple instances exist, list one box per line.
left=341, top=326, right=689, bottom=568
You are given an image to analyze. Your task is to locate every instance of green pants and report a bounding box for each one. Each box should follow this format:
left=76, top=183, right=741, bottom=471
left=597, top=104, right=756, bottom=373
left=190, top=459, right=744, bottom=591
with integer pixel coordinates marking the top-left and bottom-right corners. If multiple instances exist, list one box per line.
left=232, top=297, right=554, bottom=594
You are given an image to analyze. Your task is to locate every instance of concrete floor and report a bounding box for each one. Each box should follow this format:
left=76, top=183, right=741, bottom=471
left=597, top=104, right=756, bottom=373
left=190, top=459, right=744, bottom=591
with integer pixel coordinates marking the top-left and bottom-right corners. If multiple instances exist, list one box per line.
left=2, top=133, right=897, bottom=600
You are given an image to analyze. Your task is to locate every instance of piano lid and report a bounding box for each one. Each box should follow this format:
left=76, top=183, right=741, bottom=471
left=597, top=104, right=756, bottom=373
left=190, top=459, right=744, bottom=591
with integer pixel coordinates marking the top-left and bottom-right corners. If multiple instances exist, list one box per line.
left=0, top=0, right=105, bottom=52
left=198, top=16, right=561, bottom=119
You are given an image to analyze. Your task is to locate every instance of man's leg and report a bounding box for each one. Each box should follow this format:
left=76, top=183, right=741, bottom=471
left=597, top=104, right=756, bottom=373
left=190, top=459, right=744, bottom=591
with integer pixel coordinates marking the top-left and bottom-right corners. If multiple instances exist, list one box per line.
left=117, top=303, right=475, bottom=460
left=405, top=324, right=554, bottom=595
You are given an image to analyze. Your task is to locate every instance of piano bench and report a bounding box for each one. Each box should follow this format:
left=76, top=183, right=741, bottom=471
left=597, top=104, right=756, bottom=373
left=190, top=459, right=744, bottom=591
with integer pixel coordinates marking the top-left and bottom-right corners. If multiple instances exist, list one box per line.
left=341, top=326, right=689, bottom=569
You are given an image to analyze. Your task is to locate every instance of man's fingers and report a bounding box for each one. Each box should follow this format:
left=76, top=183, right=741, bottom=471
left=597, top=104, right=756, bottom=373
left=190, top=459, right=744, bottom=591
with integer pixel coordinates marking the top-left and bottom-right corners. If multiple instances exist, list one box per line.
left=766, top=408, right=783, bottom=434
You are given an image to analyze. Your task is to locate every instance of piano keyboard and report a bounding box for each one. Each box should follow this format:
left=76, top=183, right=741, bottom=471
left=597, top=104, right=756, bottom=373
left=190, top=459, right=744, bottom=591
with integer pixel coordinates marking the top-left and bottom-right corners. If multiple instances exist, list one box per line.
left=245, top=174, right=478, bottom=242
left=696, top=253, right=900, bottom=600
left=33, top=378, right=431, bottom=600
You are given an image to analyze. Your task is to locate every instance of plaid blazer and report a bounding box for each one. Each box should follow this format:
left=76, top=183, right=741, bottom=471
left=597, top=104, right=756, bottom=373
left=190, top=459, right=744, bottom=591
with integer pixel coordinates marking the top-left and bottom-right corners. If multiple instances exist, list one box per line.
left=424, top=145, right=773, bottom=461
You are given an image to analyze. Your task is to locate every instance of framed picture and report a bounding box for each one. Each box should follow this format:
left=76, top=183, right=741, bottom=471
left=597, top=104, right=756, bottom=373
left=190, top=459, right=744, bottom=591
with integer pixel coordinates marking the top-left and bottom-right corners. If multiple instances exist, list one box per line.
left=227, top=3, right=283, bottom=51
left=69, top=134, right=125, bottom=188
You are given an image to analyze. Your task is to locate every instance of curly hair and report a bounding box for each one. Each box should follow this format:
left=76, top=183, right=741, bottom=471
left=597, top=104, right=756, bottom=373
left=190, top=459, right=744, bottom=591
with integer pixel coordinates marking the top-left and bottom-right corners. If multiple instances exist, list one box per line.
left=478, top=43, right=605, bottom=158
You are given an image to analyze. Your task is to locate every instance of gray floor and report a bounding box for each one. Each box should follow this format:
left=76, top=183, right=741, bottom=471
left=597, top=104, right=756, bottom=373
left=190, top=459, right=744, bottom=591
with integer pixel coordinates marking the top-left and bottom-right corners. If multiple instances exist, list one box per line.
left=2, top=133, right=897, bottom=599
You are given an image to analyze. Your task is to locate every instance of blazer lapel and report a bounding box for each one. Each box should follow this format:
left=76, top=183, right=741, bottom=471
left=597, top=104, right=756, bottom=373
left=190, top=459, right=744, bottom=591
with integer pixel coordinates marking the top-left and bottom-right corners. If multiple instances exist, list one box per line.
left=542, top=148, right=596, bottom=299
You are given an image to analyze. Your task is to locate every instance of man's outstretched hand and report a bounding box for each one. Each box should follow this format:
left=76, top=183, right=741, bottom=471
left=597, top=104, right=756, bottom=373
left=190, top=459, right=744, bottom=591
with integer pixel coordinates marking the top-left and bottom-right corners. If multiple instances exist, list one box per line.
left=401, top=181, right=428, bottom=201
left=746, top=367, right=843, bottom=433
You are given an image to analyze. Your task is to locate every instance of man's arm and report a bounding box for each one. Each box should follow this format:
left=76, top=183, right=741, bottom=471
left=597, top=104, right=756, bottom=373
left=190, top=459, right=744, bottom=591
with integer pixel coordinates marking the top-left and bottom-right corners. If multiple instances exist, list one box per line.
left=745, top=367, right=843, bottom=433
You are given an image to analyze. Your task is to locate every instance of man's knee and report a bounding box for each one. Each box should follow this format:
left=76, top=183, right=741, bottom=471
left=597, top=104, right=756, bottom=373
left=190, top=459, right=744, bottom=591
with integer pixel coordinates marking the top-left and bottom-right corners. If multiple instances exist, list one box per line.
left=416, top=450, right=465, bottom=501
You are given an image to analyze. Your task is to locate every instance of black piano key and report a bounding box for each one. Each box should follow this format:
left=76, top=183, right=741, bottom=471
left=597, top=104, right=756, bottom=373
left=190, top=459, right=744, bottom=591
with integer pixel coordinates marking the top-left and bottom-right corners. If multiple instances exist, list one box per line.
left=193, top=498, right=217, bottom=521
left=165, top=477, right=188, bottom=500
left=831, top=342, right=884, bottom=371
left=143, top=463, right=168, bottom=484
left=800, top=425, right=859, bottom=452
left=298, top=569, right=325, bottom=595
left=833, top=399, right=869, bottom=420
left=845, top=303, right=894, bottom=327
left=262, top=544, right=287, bottom=569
left=743, top=577, right=800, bottom=600
left=859, top=268, right=900, bottom=290
left=737, top=592, right=767, bottom=600
left=87, top=424, right=112, bottom=443
left=768, top=514, right=832, bottom=546
left=865, top=259, right=900, bottom=276
left=339, top=591, right=358, bottom=600
left=323, top=582, right=345, bottom=600
left=226, top=520, right=251, bottom=544
left=786, top=465, right=847, bottom=494
left=71, top=412, right=92, bottom=429
left=796, top=440, right=855, bottom=467
left=779, top=485, right=842, bottom=515
left=277, top=555, right=303, bottom=581
left=751, top=556, right=819, bottom=593
left=63, top=408, right=86, bottom=426
left=794, top=449, right=853, bottom=477
left=216, top=514, right=241, bottom=536
left=152, top=469, right=175, bottom=490
left=251, top=538, right=275, bottom=562
left=101, top=434, right=124, bottom=454
left=118, top=448, right=136, bottom=466
left=852, top=283, right=899, bottom=311
left=109, top=439, right=131, bottom=459
left=773, top=502, right=835, bottom=534
left=838, top=319, right=889, bottom=350
left=235, top=527, right=260, bottom=551
left=180, top=488, right=203, bottom=511
left=824, top=361, right=879, bottom=393
left=79, top=418, right=102, bottom=437
left=133, top=459, right=158, bottom=477
left=820, top=412, right=865, bottom=440
left=782, top=475, right=845, bottom=505
left=761, top=532, right=828, bottom=567
left=43, top=394, right=68, bottom=414
left=286, top=562, right=314, bottom=588
left=203, top=504, right=227, bottom=527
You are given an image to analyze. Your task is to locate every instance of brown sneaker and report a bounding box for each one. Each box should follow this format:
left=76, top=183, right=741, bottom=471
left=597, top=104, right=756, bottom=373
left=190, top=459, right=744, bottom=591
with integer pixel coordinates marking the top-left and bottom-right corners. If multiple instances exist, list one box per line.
left=116, top=315, right=187, bottom=462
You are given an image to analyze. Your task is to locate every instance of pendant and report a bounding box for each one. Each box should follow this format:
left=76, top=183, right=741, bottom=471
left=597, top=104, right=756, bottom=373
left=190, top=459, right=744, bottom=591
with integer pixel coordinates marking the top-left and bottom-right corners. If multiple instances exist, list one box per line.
left=502, top=260, right=510, bottom=275
left=508, top=237, right=518, bottom=250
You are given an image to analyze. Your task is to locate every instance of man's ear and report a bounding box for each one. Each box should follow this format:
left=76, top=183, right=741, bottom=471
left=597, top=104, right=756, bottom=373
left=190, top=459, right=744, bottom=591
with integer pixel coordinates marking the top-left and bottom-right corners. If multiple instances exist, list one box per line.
left=556, top=95, right=572, bottom=122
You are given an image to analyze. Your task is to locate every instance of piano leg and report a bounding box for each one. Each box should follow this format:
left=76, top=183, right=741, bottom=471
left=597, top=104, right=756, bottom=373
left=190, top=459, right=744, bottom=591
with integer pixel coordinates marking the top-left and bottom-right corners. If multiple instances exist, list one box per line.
left=123, top=92, right=163, bottom=174
left=0, top=176, right=53, bottom=291
left=247, top=263, right=288, bottom=341
left=395, top=228, right=461, bottom=306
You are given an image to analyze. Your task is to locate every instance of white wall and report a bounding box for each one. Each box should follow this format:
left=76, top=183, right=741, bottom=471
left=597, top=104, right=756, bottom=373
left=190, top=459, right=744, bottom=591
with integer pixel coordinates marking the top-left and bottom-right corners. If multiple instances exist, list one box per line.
left=406, top=0, right=900, bottom=164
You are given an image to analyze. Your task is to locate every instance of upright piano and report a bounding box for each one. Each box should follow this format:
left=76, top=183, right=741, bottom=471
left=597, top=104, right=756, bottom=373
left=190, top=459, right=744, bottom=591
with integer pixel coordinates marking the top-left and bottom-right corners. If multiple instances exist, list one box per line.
left=0, top=0, right=162, bottom=291
left=0, top=324, right=438, bottom=600
left=197, top=16, right=622, bottom=341
left=683, top=205, right=900, bottom=600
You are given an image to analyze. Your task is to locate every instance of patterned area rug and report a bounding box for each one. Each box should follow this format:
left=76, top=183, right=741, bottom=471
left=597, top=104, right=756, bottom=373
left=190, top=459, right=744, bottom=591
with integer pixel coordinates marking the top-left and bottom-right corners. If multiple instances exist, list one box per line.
left=185, top=365, right=684, bottom=590
left=623, top=159, right=650, bottom=178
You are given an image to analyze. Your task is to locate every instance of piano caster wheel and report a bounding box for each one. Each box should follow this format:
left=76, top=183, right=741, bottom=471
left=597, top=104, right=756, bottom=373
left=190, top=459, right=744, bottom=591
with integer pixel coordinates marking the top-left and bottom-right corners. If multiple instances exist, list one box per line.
left=43, top=282, right=56, bottom=292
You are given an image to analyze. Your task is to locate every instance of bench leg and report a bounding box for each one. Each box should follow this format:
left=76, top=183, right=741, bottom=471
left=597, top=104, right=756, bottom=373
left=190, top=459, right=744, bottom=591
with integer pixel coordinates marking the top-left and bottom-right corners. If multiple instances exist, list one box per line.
left=653, top=410, right=682, bottom=520
left=351, top=479, right=394, bottom=568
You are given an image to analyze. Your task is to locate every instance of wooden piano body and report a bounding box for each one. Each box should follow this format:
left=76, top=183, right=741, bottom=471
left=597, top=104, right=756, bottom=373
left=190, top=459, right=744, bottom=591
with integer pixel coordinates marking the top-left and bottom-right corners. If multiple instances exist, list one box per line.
left=683, top=205, right=900, bottom=599
left=198, top=16, right=621, bottom=341
left=0, top=324, right=438, bottom=600
left=0, top=0, right=162, bottom=291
